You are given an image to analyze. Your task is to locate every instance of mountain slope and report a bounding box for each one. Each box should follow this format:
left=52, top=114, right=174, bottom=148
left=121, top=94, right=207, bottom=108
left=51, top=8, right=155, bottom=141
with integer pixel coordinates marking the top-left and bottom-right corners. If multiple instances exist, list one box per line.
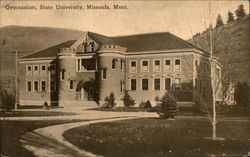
left=0, top=25, right=84, bottom=92
left=189, top=15, right=250, bottom=85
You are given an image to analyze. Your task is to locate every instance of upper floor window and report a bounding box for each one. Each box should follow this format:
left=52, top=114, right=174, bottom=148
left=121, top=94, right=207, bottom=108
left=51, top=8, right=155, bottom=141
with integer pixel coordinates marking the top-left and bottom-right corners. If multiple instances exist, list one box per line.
left=33, top=65, right=39, bottom=75
left=102, top=69, right=107, bottom=80
left=154, top=78, right=161, bottom=90
left=120, top=59, right=123, bottom=70
left=26, top=65, right=32, bottom=76
left=120, top=82, right=123, bottom=93
left=112, top=59, right=116, bottom=69
left=173, top=78, right=181, bottom=90
left=70, top=80, right=74, bottom=89
left=153, top=60, right=161, bottom=72
left=27, top=81, right=32, bottom=92
left=60, top=70, right=65, bottom=80
left=131, top=79, right=136, bottom=90
left=130, top=61, right=137, bottom=73
left=174, top=59, right=181, bottom=70
left=77, top=59, right=96, bottom=72
left=83, top=43, right=88, bottom=52
left=40, top=65, right=46, bottom=76
left=142, top=78, right=149, bottom=90
left=141, top=60, right=149, bottom=72
left=41, top=81, right=46, bottom=91
left=90, top=42, right=95, bottom=52
left=164, top=59, right=171, bottom=71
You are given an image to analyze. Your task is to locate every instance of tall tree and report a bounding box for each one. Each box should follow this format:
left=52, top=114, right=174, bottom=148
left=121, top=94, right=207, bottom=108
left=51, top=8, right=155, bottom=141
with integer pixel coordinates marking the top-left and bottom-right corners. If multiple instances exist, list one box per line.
left=235, top=4, right=246, bottom=20
left=227, top=11, right=234, bottom=23
left=215, top=14, right=224, bottom=28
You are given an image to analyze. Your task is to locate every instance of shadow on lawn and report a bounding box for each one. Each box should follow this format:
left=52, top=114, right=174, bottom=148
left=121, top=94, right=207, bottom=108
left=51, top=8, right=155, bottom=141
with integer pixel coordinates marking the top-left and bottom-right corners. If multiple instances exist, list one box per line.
left=20, top=131, right=84, bottom=157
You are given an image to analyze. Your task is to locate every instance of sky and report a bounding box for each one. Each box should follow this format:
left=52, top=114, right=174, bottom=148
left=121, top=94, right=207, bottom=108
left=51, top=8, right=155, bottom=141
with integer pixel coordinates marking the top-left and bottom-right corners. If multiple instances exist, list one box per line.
left=0, top=0, right=249, bottom=40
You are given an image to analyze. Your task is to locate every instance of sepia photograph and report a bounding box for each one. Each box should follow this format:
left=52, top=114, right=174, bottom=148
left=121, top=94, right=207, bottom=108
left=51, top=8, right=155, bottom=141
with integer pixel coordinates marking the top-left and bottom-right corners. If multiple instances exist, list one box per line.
left=0, top=0, right=249, bottom=157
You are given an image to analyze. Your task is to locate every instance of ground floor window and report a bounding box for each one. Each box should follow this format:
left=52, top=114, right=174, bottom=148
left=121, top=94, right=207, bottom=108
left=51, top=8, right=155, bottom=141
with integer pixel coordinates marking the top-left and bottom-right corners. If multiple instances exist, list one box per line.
left=142, top=78, right=149, bottom=90
left=165, top=78, right=171, bottom=90
left=41, top=81, right=46, bottom=91
left=27, top=81, right=32, bottom=92
left=70, top=80, right=74, bottom=89
left=173, top=78, right=181, bottom=90
left=34, top=81, right=39, bottom=91
left=154, top=78, right=160, bottom=90
left=131, top=79, right=136, bottom=90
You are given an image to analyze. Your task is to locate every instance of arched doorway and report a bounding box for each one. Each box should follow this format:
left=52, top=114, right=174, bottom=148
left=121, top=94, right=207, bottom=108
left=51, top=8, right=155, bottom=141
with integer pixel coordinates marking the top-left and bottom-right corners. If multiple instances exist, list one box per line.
left=77, top=80, right=96, bottom=101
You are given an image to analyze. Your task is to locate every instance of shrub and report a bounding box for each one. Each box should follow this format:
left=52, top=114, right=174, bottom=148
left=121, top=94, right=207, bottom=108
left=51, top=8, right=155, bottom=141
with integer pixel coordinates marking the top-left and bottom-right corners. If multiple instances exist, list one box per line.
left=157, top=92, right=178, bottom=119
left=122, top=90, right=135, bottom=107
left=155, top=96, right=160, bottom=102
left=139, top=100, right=152, bottom=109
left=102, top=92, right=116, bottom=109
left=0, top=88, right=15, bottom=111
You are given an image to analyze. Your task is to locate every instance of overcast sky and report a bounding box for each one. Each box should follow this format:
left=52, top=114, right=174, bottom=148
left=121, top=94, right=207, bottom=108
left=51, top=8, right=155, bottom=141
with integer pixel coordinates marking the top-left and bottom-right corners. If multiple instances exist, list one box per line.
left=0, top=0, right=249, bottom=40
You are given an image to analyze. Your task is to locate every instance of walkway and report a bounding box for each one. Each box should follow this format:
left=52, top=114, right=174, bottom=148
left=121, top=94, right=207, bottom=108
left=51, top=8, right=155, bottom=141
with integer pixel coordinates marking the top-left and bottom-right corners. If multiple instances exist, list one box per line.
left=19, top=110, right=157, bottom=157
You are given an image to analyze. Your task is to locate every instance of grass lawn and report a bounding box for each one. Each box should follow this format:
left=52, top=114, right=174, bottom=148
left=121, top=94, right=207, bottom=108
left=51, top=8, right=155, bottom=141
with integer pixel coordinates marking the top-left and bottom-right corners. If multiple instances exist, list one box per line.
left=64, top=118, right=250, bottom=157
left=0, top=119, right=85, bottom=157
left=0, top=110, right=78, bottom=117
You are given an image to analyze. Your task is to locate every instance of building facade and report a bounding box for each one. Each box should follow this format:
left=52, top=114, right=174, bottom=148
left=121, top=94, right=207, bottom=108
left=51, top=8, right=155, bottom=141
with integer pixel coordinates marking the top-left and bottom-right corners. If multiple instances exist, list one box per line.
left=18, top=32, right=222, bottom=107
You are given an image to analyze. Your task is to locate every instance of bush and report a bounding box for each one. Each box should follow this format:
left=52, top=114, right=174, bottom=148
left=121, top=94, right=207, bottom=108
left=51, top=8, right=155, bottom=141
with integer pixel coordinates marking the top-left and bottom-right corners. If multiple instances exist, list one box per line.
left=139, top=100, right=152, bottom=109
left=157, top=92, right=178, bottom=119
left=122, top=90, right=135, bottom=107
left=155, top=96, right=160, bottom=102
left=102, top=92, right=116, bottom=109
left=0, top=88, right=15, bottom=111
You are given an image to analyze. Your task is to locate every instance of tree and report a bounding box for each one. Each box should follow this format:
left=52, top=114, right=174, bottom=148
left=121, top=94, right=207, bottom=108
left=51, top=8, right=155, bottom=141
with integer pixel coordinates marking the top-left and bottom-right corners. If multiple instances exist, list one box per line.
left=215, top=14, right=224, bottom=28
left=227, top=11, right=234, bottom=23
left=157, top=92, right=178, bottom=119
left=234, top=82, right=250, bottom=108
left=122, top=90, right=135, bottom=107
left=235, top=4, right=246, bottom=20
left=102, top=92, right=116, bottom=109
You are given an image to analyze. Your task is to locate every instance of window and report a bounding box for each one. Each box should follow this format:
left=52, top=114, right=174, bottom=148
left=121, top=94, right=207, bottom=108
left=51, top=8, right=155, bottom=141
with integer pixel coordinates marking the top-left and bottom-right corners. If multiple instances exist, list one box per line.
left=102, top=69, right=107, bottom=80
left=154, top=78, right=160, bottom=90
left=90, top=42, right=95, bottom=52
left=174, top=59, right=181, bottom=70
left=112, top=59, right=116, bottom=69
left=141, top=60, right=149, bottom=72
left=27, top=81, right=32, bottom=92
left=40, top=65, right=46, bottom=75
left=164, top=59, right=171, bottom=71
left=26, top=65, right=32, bottom=76
left=165, top=78, right=171, bottom=90
left=120, top=60, right=123, bottom=70
left=70, top=80, right=74, bottom=89
left=83, top=43, right=87, bottom=52
left=142, top=79, right=149, bottom=90
left=131, top=79, right=136, bottom=90
left=60, top=70, right=65, bottom=80
left=173, top=78, right=181, bottom=90
left=41, top=81, right=46, bottom=91
left=34, top=81, right=39, bottom=91
left=130, top=61, right=137, bottom=72
left=33, top=65, right=39, bottom=75
left=153, top=60, right=161, bottom=72
left=77, top=59, right=81, bottom=71
left=50, top=81, right=56, bottom=91
left=120, top=82, right=123, bottom=92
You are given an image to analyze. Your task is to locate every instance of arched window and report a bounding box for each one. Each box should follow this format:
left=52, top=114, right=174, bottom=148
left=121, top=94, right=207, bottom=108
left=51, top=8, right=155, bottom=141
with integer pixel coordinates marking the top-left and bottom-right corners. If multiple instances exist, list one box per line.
left=83, top=43, right=87, bottom=52
left=112, top=59, right=116, bottom=69
left=70, top=80, right=74, bottom=89
left=90, top=42, right=95, bottom=52
left=60, top=69, right=65, bottom=80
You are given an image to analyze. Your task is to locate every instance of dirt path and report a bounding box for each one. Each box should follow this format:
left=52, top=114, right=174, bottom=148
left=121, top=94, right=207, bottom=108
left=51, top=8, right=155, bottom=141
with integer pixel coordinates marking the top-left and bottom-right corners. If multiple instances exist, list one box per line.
left=19, top=111, right=157, bottom=157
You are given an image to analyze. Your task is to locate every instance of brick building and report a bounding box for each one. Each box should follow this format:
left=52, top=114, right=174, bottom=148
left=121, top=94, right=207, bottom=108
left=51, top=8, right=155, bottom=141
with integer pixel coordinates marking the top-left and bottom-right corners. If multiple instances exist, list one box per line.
left=18, top=32, right=222, bottom=107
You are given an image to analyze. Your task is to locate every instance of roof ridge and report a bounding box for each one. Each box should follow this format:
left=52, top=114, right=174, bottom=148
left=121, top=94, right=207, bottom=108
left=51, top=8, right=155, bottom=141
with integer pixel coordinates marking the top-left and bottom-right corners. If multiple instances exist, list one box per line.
left=112, top=31, right=170, bottom=38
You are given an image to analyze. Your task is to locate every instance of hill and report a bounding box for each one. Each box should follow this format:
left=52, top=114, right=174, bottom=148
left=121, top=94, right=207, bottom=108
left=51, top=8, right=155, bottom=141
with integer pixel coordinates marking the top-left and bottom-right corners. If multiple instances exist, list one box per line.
left=0, top=25, right=84, bottom=93
left=189, top=15, right=250, bottom=86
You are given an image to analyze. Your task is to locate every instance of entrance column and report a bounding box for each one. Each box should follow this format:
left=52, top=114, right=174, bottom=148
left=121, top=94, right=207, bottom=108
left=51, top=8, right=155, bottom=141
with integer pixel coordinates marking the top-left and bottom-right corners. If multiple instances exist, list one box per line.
left=81, top=87, right=84, bottom=101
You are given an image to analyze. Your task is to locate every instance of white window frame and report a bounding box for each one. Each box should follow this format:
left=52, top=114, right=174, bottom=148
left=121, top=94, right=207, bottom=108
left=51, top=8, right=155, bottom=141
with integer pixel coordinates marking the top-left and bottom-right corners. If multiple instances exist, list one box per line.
left=40, top=80, right=46, bottom=92
left=33, top=65, right=39, bottom=76
left=26, top=81, right=32, bottom=92
left=174, top=58, right=181, bottom=71
left=164, top=59, right=171, bottom=71
left=164, top=77, right=172, bottom=91
left=173, top=78, right=181, bottom=90
left=129, top=60, right=137, bottom=73
left=40, top=64, right=46, bottom=76
left=141, top=59, right=149, bottom=72
left=141, top=78, right=149, bottom=91
left=33, top=80, right=39, bottom=92
left=153, top=78, right=161, bottom=91
left=26, top=65, right=32, bottom=76
left=153, top=59, right=161, bottom=72
left=130, top=78, right=137, bottom=91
